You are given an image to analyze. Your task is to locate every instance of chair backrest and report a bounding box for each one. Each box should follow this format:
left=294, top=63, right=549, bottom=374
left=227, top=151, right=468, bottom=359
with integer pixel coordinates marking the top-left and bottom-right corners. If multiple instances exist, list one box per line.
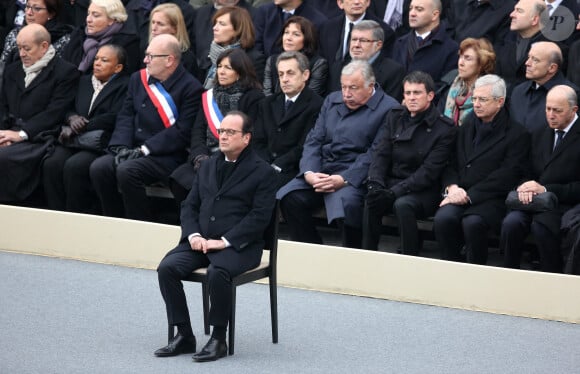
left=264, top=200, right=280, bottom=273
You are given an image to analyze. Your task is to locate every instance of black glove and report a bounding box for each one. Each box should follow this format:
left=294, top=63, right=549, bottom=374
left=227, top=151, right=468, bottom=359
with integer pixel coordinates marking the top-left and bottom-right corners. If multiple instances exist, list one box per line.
left=114, top=147, right=142, bottom=166
left=68, top=114, right=89, bottom=133
left=366, top=181, right=384, bottom=192
left=192, top=154, right=209, bottom=171
left=366, top=187, right=396, bottom=208
left=58, top=126, right=74, bottom=144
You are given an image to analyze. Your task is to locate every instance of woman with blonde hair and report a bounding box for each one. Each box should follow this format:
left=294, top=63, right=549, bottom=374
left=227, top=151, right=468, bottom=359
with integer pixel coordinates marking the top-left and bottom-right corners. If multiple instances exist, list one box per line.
left=62, top=0, right=140, bottom=74
left=148, top=3, right=198, bottom=78
left=441, top=37, right=496, bottom=126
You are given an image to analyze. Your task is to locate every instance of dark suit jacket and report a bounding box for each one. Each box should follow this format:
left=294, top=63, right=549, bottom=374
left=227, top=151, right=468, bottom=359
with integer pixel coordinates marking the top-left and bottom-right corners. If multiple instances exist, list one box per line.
left=508, top=72, right=579, bottom=133
left=453, top=0, right=514, bottom=45
left=67, top=73, right=129, bottom=135
left=327, top=50, right=405, bottom=101
left=0, top=56, right=79, bottom=138
left=62, top=22, right=141, bottom=75
left=318, top=13, right=394, bottom=68
left=568, top=40, right=580, bottom=87
left=526, top=117, right=580, bottom=234
left=178, top=147, right=277, bottom=271
left=441, top=109, right=530, bottom=229
left=252, top=86, right=324, bottom=187
left=109, top=64, right=203, bottom=165
left=253, top=2, right=327, bottom=57
left=390, top=24, right=458, bottom=84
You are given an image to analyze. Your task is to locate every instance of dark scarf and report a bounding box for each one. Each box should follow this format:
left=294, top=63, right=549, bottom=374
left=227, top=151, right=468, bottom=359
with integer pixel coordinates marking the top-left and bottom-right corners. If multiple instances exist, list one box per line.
left=472, top=115, right=498, bottom=147
left=205, top=82, right=246, bottom=149
left=216, top=146, right=250, bottom=188
left=79, top=22, right=123, bottom=72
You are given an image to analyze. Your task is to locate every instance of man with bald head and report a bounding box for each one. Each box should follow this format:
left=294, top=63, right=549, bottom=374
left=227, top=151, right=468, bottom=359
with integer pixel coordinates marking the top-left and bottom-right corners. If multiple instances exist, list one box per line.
left=510, top=41, right=579, bottom=133
left=0, top=23, right=79, bottom=202
left=495, top=0, right=551, bottom=91
left=90, top=34, right=203, bottom=221
left=501, top=85, right=580, bottom=273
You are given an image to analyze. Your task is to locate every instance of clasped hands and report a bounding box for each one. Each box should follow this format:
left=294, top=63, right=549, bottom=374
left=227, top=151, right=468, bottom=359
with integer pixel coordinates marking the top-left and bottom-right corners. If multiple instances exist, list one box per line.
left=515, top=180, right=545, bottom=205
left=366, top=182, right=396, bottom=207
left=304, top=172, right=346, bottom=193
left=109, top=145, right=143, bottom=166
left=59, top=114, right=90, bottom=143
left=440, top=184, right=470, bottom=206
left=0, top=130, right=22, bottom=147
left=189, top=236, right=226, bottom=254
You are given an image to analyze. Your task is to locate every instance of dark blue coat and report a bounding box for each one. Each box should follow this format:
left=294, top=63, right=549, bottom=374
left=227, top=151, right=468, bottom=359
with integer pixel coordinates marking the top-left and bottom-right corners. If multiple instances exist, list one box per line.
left=390, top=24, right=458, bottom=84
left=109, top=64, right=203, bottom=165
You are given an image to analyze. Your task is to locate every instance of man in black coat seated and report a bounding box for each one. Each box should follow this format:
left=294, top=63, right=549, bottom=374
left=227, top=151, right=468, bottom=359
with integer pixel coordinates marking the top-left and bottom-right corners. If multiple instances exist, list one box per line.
left=252, top=51, right=323, bottom=189
left=155, top=111, right=277, bottom=361
left=362, top=71, right=456, bottom=253
left=89, top=34, right=202, bottom=221
left=0, top=24, right=79, bottom=202
left=434, top=74, right=530, bottom=265
left=501, top=85, right=580, bottom=273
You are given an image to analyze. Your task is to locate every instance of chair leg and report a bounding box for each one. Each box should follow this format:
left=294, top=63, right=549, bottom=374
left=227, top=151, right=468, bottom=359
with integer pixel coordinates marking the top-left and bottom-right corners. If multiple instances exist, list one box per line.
left=168, top=324, right=175, bottom=343
left=201, top=281, right=210, bottom=335
left=269, top=276, right=278, bottom=343
left=228, top=287, right=236, bottom=355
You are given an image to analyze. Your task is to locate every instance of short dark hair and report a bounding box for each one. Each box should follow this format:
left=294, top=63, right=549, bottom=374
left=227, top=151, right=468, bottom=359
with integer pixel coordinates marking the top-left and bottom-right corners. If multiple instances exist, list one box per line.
left=403, top=71, right=436, bottom=94
left=225, top=110, right=252, bottom=134
left=214, top=48, right=261, bottom=90
left=276, top=50, right=309, bottom=73
left=99, top=44, right=127, bottom=71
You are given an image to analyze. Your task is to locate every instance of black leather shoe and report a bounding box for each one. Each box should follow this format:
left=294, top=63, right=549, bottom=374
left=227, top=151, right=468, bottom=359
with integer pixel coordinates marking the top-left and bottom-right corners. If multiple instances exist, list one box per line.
left=154, top=333, right=196, bottom=357
left=192, top=337, right=227, bottom=362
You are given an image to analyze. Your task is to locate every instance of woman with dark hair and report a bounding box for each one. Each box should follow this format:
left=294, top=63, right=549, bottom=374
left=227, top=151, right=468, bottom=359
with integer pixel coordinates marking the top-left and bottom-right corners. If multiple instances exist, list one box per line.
left=169, top=48, right=264, bottom=203
left=0, top=0, right=73, bottom=78
left=263, top=16, right=328, bottom=97
left=43, top=44, right=129, bottom=213
left=439, top=37, right=496, bottom=126
left=202, top=5, right=264, bottom=89
left=61, top=0, right=139, bottom=74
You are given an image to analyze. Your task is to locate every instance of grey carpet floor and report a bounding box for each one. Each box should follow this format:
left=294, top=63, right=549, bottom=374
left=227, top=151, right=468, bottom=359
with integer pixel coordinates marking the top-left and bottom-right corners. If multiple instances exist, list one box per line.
left=1, top=250, right=579, bottom=374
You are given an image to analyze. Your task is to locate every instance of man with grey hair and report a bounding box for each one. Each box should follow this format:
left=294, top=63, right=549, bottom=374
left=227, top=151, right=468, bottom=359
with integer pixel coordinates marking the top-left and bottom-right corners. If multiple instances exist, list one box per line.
left=328, top=20, right=405, bottom=100
left=502, top=85, right=580, bottom=273
left=390, top=0, right=458, bottom=86
left=253, top=51, right=324, bottom=188
left=510, top=41, right=579, bottom=133
left=277, top=60, right=398, bottom=248
left=433, top=74, right=530, bottom=265
left=495, top=0, right=550, bottom=91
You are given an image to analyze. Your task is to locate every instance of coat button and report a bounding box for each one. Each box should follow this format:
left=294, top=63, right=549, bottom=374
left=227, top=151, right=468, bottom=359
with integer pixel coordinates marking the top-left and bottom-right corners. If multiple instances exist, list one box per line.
left=277, top=128, right=282, bottom=132
left=466, top=164, right=471, bottom=168
left=215, top=196, right=220, bottom=201
left=210, top=216, right=215, bottom=221
left=141, top=103, right=146, bottom=108
left=272, top=152, right=278, bottom=157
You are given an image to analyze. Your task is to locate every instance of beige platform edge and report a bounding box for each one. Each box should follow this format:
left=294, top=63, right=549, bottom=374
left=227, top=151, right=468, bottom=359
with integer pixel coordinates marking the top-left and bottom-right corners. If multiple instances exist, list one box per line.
left=1, top=204, right=579, bottom=323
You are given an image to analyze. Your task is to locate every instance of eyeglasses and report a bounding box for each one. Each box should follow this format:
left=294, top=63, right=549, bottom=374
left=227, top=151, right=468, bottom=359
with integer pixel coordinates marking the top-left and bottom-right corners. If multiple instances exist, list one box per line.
left=144, top=53, right=169, bottom=60
left=472, top=96, right=497, bottom=103
left=25, top=4, right=47, bottom=13
left=350, top=38, right=378, bottom=44
left=217, top=128, right=244, bottom=136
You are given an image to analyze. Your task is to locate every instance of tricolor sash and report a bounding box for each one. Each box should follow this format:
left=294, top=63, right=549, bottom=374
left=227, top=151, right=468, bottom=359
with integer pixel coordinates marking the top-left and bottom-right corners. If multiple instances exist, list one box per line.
left=140, top=69, right=178, bottom=128
left=202, top=89, right=224, bottom=139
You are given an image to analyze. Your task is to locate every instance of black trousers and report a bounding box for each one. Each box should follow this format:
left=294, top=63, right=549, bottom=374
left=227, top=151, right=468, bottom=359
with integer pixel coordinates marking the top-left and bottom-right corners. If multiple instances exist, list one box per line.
left=362, top=190, right=439, bottom=254
left=434, top=204, right=490, bottom=264
left=280, top=189, right=362, bottom=248
left=43, top=145, right=101, bottom=213
left=157, top=243, right=250, bottom=329
left=89, top=154, right=177, bottom=221
left=500, top=210, right=562, bottom=272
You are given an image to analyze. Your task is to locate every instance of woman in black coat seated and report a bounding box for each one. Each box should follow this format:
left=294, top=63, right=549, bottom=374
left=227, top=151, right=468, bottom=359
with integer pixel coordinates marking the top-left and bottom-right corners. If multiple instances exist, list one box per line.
left=201, top=5, right=264, bottom=89
left=262, top=16, right=328, bottom=97
left=145, top=3, right=199, bottom=78
left=43, top=44, right=129, bottom=213
left=169, top=48, right=264, bottom=204
left=61, top=0, right=139, bottom=74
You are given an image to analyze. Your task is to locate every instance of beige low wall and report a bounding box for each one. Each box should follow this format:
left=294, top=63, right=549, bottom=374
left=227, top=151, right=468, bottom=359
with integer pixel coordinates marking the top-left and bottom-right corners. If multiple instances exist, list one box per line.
left=1, top=204, right=579, bottom=323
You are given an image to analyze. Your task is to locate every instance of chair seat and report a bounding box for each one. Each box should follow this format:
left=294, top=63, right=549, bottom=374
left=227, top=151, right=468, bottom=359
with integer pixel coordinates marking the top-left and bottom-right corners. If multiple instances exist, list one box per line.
left=191, top=260, right=270, bottom=276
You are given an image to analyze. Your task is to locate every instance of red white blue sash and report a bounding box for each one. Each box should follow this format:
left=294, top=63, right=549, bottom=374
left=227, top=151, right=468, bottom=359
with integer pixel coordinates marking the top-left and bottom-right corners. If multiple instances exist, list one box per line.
left=202, top=89, right=223, bottom=139
left=140, top=69, right=178, bottom=128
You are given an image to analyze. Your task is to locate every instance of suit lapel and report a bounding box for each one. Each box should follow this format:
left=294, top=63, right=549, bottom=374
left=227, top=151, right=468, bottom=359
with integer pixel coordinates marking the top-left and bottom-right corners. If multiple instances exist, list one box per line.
left=545, top=119, right=580, bottom=169
left=218, top=152, right=256, bottom=194
left=272, top=94, right=285, bottom=125
left=467, top=124, right=507, bottom=162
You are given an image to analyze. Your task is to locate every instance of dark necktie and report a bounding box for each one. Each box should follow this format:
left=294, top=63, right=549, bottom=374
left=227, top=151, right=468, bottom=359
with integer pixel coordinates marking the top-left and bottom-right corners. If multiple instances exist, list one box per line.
left=547, top=3, right=553, bottom=13
left=416, top=36, right=424, bottom=45
left=283, top=10, right=292, bottom=21
left=553, top=130, right=565, bottom=151
left=285, top=99, right=293, bottom=114
left=344, top=22, right=354, bottom=60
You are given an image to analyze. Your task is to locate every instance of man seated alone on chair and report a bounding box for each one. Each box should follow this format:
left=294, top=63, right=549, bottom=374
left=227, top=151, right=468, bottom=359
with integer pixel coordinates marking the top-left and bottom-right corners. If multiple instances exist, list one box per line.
left=155, top=111, right=277, bottom=362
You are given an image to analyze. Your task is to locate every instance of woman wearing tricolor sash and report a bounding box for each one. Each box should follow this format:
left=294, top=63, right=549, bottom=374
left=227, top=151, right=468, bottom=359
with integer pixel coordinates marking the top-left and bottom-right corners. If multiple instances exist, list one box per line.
left=169, top=48, right=263, bottom=204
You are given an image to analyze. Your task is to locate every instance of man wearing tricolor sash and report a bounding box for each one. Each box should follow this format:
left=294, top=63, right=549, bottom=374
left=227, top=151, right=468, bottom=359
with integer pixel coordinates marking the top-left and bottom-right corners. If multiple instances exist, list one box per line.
left=90, top=34, right=203, bottom=221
